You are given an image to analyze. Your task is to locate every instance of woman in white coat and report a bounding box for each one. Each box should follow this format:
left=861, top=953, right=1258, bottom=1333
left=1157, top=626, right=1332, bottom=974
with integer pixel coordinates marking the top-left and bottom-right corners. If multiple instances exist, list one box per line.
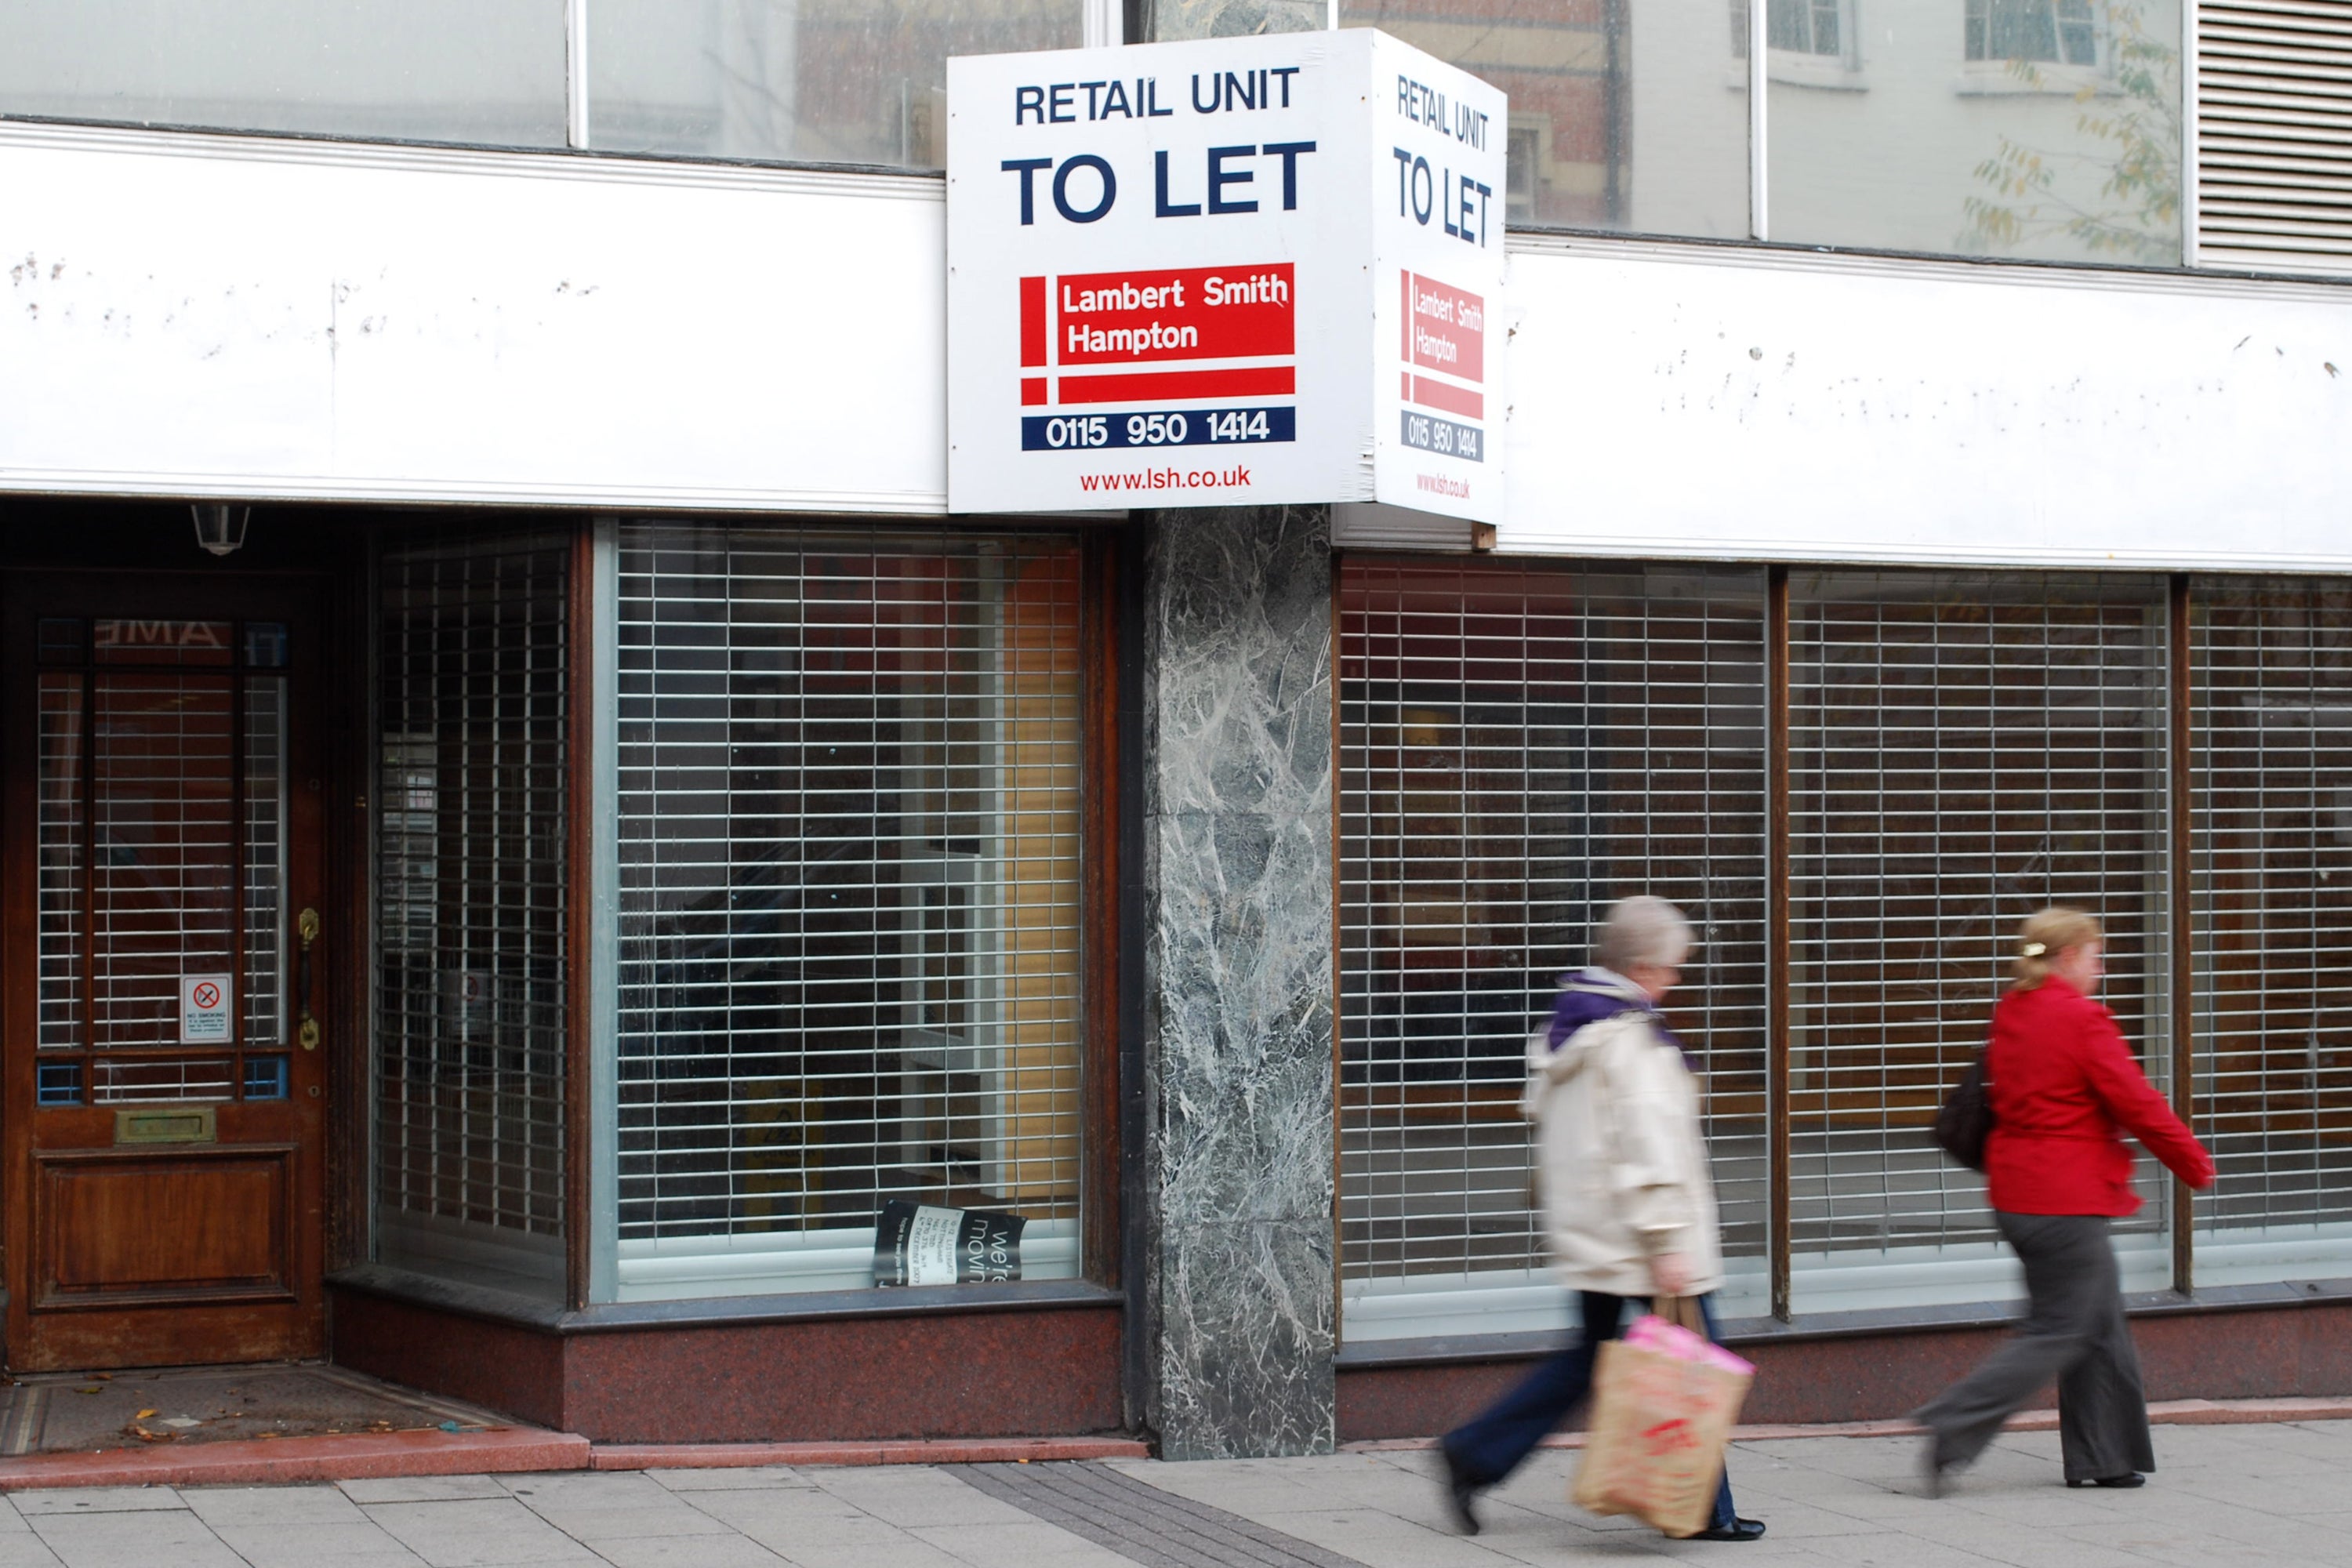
left=1436, top=896, right=1765, bottom=1544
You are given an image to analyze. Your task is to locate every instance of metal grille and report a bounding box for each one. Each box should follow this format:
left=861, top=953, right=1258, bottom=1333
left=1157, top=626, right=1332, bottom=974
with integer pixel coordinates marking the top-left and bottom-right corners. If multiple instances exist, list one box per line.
left=1337, top=558, right=1769, bottom=1332
left=614, top=523, right=1084, bottom=1298
left=31, top=619, right=292, bottom=1106
left=2190, top=579, right=2352, bottom=1275
left=2197, top=2, right=2352, bottom=273
left=35, top=676, right=85, bottom=1051
left=1788, top=572, right=2170, bottom=1305
left=91, top=673, right=235, bottom=1047
left=243, top=674, right=289, bottom=1044
left=375, top=533, right=570, bottom=1293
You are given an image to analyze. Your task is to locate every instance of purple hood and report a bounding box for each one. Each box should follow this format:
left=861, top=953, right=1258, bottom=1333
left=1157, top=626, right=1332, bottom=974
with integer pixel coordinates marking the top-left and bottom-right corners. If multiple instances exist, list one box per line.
left=1545, top=968, right=1697, bottom=1068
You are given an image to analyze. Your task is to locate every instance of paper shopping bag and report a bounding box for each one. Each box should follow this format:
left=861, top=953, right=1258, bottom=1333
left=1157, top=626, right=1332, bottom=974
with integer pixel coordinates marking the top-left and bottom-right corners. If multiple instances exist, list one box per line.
left=1570, top=1314, right=1754, bottom=1538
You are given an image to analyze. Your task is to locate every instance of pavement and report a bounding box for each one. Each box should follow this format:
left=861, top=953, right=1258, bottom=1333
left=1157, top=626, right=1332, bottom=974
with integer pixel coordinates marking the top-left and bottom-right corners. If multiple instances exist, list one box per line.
left=0, top=1418, right=2343, bottom=1568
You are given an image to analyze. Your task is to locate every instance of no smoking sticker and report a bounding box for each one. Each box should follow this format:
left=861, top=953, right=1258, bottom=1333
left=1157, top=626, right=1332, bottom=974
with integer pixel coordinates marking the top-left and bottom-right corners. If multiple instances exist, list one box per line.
left=181, top=974, right=233, bottom=1044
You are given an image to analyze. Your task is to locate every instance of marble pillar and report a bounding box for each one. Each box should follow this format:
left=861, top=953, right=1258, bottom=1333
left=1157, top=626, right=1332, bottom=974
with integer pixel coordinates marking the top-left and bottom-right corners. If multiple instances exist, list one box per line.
left=1141, top=505, right=1337, bottom=1460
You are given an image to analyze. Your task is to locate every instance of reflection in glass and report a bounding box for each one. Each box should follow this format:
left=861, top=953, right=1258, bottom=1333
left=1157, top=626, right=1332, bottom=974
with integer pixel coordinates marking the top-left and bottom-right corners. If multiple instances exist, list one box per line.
left=590, top=0, right=1085, bottom=169
left=0, top=1, right=567, bottom=148
left=1341, top=0, right=1748, bottom=238
left=1768, top=0, right=2183, bottom=265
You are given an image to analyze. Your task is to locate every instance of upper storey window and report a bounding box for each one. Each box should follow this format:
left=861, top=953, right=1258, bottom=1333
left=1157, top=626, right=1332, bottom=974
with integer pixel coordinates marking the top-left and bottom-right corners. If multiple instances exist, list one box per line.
left=1766, top=0, right=1848, bottom=58
left=0, top=0, right=1082, bottom=173
left=1967, top=0, right=2102, bottom=67
left=0, top=1, right=571, bottom=148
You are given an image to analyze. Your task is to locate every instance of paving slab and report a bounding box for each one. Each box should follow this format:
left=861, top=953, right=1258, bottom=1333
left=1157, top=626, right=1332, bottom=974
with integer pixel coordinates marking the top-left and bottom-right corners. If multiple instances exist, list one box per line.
left=644, top=1465, right=815, bottom=1492
left=21, top=1510, right=245, bottom=1568
left=341, top=1475, right=515, bottom=1504
left=179, top=1483, right=371, bottom=1526
left=205, top=1519, right=427, bottom=1568
left=9, top=1490, right=180, bottom=1517
left=358, top=1497, right=607, bottom=1567
left=586, top=1537, right=792, bottom=1568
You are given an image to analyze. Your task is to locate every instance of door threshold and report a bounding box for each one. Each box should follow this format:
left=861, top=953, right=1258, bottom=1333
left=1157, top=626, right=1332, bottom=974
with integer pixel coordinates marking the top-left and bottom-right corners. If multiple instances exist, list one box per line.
left=0, top=1360, right=514, bottom=1457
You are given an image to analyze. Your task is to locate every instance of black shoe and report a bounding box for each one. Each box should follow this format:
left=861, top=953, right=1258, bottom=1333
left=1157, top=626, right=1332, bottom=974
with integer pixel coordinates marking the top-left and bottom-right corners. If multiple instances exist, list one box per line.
left=2067, top=1473, right=2145, bottom=1489
left=1688, top=1519, right=1767, bottom=1542
left=1436, top=1441, right=1483, bottom=1535
left=1920, top=1439, right=1951, bottom=1499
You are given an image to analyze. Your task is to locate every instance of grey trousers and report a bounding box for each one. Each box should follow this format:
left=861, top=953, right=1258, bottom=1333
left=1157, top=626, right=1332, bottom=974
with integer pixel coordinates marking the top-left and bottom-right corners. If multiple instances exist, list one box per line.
left=1914, top=1213, right=2157, bottom=1483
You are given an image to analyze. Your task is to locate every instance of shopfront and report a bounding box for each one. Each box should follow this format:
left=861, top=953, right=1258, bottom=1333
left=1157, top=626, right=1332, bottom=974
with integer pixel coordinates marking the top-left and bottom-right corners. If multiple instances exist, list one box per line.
left=0, top=503, right=1124, bottom=1441
left=2, top=1, right=2349, bottom=1461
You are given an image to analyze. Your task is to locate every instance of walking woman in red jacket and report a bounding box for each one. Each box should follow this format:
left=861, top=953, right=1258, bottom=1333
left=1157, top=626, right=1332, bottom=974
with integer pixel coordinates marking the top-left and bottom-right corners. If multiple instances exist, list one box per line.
left=1916, top=907, right=2216, bottom=1495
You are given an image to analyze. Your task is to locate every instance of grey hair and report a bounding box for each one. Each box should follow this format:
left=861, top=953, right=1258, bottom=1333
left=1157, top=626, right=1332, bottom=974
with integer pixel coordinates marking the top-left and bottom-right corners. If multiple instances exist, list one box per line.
left=1594, top=895, right=1694, bottom=974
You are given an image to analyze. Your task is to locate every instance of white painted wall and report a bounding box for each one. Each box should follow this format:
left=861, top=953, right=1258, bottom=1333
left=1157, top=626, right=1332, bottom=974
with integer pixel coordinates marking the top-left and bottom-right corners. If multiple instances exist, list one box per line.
left=1500, top=234, right=2352, bottom=569
left=0, top=122, right=950, bottom=514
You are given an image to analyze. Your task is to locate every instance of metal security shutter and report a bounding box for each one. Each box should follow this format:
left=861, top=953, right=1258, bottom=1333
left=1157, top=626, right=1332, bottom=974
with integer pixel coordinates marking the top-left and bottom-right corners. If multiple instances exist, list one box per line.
left=613, top=523, right=1086, bottom=1300
left=375, top=532, right=571, bottom=1298
left=2189, top=579, right=2352, bottom=1285
left=2198, top=2, right=2352, bottom=272
left=1787, top=572, right=2172, bottom=1313
left=1338, top=558, right=1770, bottom=1341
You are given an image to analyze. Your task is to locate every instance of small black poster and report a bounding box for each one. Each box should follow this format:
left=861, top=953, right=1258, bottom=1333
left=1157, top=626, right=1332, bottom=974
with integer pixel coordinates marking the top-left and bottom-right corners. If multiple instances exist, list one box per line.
left=873, top=1199, right=1025, bottom=1287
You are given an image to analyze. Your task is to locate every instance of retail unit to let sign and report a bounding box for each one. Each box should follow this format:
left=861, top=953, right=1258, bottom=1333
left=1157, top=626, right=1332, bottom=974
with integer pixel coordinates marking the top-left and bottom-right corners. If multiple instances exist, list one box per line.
left=946, top=29, right=1506, bottom=521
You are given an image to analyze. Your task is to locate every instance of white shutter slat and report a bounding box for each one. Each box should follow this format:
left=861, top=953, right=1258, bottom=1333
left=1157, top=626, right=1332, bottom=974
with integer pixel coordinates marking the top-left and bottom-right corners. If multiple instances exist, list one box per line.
left=2198, top=2, right=2352, bottom=271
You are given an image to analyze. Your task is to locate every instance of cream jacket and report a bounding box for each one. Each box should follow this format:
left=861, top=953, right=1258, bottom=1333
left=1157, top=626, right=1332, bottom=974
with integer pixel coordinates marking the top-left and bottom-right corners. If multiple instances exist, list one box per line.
left=1524, top=982, right=1725, bottom=1298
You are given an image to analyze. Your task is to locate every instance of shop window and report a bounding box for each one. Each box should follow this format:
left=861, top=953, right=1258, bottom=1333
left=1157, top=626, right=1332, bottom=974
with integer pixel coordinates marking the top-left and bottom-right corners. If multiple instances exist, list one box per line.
left=589, top=0, right=1084, bottom=170
left=2190, top=580, right=2352, bottom=1288
left=1337, top=558, right=1769, bottom=1342
left=374, top=532, right=571, bottom=1301
left=1787, top=571, right=2171, bottom=1314
left=0, top=2, right=568, bottom=149
left=1340, top=561, right=2352, bottom=1341
left=612, top=523, right=1085, bottom=1300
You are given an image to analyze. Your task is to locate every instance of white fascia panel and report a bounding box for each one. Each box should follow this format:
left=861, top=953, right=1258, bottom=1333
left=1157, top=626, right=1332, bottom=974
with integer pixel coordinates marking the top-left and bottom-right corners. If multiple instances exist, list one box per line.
left=0, top=122, right=950, bottom=515
left=1499, top=238, right=2352, bottom=572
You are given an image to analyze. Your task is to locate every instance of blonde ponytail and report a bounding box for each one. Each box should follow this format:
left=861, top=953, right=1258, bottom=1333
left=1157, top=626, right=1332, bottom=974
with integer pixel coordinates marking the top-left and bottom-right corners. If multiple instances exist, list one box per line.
left=2010, top=906, right=2103, bottom=993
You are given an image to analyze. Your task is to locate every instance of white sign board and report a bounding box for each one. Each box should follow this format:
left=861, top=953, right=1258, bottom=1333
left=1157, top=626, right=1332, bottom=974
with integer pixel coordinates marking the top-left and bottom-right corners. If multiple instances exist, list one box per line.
left=180, top=974, right=233, bottom=1044
left=946, top=30, right=1506, bottom=521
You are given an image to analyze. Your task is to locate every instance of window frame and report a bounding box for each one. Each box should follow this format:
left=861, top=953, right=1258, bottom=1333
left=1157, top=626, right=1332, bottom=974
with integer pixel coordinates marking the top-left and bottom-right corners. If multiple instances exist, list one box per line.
left=582, top=517, right=1120, bottom=1310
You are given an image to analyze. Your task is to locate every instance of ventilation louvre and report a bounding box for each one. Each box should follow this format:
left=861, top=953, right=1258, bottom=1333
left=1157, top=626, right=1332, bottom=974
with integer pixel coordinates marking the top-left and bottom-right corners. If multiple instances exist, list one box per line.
left=2198, top=2, right=2352, bottom=273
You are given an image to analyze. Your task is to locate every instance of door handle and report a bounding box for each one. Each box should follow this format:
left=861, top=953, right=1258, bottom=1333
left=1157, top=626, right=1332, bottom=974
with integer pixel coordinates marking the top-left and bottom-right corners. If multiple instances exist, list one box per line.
left=296, top=907, right=321, bottom=1051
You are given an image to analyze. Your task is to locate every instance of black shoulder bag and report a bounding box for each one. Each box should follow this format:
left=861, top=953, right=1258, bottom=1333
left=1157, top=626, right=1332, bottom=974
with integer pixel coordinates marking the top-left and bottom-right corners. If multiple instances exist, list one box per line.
left=1934, top=1049, right=1994, bottom=1172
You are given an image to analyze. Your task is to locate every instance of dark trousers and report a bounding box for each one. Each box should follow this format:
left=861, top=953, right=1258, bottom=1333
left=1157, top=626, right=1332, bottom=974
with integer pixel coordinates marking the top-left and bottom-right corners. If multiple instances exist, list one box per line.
left=1914, top=1212, right=2157, bottom=1483
left=1443, top=1290, right=1739, bottom=1530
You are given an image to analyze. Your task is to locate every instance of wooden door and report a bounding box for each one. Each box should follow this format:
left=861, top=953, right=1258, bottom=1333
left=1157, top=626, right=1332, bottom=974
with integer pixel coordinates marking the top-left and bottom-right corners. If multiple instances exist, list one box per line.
left=2, top=575, right=327, bottom=1371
